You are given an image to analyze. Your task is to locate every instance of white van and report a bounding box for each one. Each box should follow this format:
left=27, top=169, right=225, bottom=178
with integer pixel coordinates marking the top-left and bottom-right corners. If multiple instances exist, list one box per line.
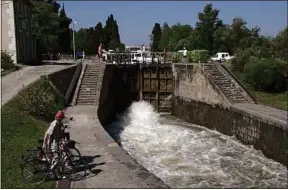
left=211, top=52, right=235, bottom=62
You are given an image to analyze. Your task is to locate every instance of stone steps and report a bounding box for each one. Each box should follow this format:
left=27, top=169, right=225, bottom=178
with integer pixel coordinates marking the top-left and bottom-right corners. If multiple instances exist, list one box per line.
left=76, top=64, right=102, bottom=105
left=203, top=64, right=248, bottom=104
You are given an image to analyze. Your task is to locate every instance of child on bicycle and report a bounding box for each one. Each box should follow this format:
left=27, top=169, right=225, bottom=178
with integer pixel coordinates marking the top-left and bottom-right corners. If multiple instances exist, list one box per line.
left=42, top=110, right=66, bottom=177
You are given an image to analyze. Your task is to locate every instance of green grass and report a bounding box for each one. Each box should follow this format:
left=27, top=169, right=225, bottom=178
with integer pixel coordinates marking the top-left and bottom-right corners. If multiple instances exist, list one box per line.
left=1, top=77, right=65, bottom=188
left=1, top=103, right=55, bottom=188
left=252, top=91, right=288, bottom=111
left=230, top=68, right=287, bottom=111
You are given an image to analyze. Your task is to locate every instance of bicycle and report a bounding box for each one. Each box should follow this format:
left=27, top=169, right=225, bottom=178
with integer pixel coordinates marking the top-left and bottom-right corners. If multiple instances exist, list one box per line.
left=20, top=131, right=87, bottom=184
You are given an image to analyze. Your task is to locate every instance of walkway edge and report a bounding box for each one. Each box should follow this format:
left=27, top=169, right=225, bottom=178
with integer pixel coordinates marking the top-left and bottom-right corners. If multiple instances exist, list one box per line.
left=71, top=63, right=87, bottom=106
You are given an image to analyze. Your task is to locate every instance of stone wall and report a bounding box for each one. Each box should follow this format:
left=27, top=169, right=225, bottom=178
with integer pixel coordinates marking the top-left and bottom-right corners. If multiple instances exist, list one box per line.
left=172, top=63, right=288, bottom=167
left=172, top=97, right=288, bottom=167
left=48, top=64, right=78, bottom=103
left=173, top=63, right=230, bottom=107
left=98, top=65, right=139, bottom=126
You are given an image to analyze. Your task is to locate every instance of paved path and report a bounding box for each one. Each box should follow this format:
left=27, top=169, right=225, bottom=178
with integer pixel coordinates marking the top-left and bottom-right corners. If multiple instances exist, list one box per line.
left=1, top=65, right=71, bottom=105
left=63, top=106, right=168, bottom=188
left=235, top=103, right=287, bottom=123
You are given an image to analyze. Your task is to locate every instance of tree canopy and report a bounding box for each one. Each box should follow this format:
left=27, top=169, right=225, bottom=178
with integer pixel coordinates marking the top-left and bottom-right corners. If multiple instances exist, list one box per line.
left=150, top=3, right=287, bottom=61
left=29, top=0, right=72, bottom=57
left=73, top=14, right=125, bottom=54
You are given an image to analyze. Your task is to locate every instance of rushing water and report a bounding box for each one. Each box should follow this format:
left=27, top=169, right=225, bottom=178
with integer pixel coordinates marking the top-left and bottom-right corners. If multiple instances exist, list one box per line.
left=106, top=101, right=288, bottom=188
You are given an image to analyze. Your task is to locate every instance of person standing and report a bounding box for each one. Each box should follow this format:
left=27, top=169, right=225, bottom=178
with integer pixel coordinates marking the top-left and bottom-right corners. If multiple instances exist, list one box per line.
left=183, top=47, right=188, bottom=63
left=98, top=44, right=103, bottom=62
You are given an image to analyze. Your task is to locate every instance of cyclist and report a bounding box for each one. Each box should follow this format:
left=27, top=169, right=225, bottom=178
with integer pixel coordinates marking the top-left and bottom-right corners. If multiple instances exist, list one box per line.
left=42, top=110, right=66, bottom=177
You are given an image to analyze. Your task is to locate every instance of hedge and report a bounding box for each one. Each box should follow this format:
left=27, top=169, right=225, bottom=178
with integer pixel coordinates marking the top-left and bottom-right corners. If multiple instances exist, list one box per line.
left=243, top=58, right=287, bottom=93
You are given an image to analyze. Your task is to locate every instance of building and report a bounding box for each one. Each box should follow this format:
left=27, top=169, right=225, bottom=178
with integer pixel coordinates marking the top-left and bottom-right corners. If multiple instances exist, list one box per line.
left=1, top=1, right=36, bottom=64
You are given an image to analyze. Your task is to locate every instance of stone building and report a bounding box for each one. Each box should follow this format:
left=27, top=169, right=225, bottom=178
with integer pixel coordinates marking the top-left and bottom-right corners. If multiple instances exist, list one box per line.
left=1, top=1, right=36, bottom=64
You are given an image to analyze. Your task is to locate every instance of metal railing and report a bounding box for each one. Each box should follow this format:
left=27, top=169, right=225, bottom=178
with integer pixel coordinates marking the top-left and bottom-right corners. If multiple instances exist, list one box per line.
left=104, top=52, right=178, bottom=65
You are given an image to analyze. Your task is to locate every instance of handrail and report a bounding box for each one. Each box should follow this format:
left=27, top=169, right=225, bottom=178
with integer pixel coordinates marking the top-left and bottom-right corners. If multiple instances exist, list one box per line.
left=64, top=63, right=82, bottom=105
left=219, top=63, right=258, bottom=104
left=71, top=63, right=87, bottom=106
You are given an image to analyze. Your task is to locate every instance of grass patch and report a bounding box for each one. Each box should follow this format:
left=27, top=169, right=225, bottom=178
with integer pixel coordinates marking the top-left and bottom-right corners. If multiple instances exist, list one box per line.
left=251, top=91, right=287, bottom=111
left=230, top=68, right=287, bottom=110
left=1, top=77, right=65, bottom=188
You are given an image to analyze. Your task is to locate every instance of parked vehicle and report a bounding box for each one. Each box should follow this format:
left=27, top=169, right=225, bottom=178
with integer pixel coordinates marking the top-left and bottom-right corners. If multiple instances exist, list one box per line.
left=211, top=52, right=235, bottom=62
left=132, top=52, right=159, bottom=64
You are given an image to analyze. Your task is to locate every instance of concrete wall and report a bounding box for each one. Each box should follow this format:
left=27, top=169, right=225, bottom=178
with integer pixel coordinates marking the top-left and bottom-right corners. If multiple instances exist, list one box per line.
left=1, top=1, right=36, bottom=64
left=173, top=63, right=230, bottom=107
left=98, top=65, right=139, bottom=127
left=172, top=63, right=288, bottom=167
left=1, top=1, right=17, bottom=63
left=48, top=65, right=78, bottom=103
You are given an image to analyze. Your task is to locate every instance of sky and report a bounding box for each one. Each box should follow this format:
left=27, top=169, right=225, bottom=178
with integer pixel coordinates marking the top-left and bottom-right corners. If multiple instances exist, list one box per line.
left=58, top=1, right=287, bottom=45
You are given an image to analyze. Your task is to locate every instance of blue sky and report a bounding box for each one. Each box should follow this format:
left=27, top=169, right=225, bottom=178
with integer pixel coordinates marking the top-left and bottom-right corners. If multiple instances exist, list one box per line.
left=59, top=1, right=287, bottom=45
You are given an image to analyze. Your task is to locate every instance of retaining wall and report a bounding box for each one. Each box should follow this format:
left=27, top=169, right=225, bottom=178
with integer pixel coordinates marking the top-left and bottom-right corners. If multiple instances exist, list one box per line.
left=48, top=63, right=81, bottom=104
left=97, top=65, right=139, bottom=127
left=172, top=63, right=288, bottom=168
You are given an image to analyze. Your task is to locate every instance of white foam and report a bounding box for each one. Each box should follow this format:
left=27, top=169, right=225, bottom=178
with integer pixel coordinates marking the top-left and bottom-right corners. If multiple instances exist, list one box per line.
left=108, top=101, right=287, bottom=188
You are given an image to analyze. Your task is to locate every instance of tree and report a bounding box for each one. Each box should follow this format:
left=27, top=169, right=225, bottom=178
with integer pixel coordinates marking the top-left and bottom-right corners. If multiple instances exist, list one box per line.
left=195, top=3, right=223, bottom=54
left=272, top=27, right=288, bottom=60
left=73, top=14, right=124, bottom=53
left=74, top=28, right=87, bottom=51
left=57, top=4, right=72, bottom=53
left=30, top=0, right=60, bottom=55
left=159, top=22, right=171, bottom=51
left=169, top=24, right=192, bottom=51
left=151, top=23, right=162, bottom=51
left=95, top=22, right=104, bottom=48
left=103, top=14, right=122, bottom=50
left=229, top=17, right=251, bottom=51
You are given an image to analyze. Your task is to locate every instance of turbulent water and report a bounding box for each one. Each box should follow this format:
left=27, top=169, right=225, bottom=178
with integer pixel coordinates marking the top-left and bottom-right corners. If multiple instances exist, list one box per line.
left=107, top=101, right=288, bottom=188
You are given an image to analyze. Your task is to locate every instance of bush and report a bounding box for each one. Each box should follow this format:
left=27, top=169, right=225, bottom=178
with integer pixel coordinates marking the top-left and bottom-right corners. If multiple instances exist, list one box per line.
left=243, top=58, right=287, bottom=93
left=1, top=50, right=14, bottom=70
left=231, top=48, right=255, bottom=72
left=11, top=76, right=65, bottom=121
left=172, top=52, right=182, bottom=63
left=188, top=50, right=210, bottom=63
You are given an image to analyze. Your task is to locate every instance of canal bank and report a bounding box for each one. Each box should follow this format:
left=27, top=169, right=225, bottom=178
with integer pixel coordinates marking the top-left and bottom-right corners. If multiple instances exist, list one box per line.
left=63, top=105, right=169, bottom=188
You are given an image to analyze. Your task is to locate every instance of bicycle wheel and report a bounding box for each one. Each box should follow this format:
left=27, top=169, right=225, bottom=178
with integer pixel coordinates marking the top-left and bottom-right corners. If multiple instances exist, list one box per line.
left=62, top=148, right=87, bottom=181
left=20, top=156, right=50, bottom=184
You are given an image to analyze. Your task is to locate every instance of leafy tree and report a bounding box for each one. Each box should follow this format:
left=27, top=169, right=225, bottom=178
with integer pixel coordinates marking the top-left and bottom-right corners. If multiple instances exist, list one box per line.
left=30, top=0, right=60, bottom=55
left=159, top=22, right=172, bottom=51
left=150, top=23, right=162, bottom=51
left=272, top=27, right=288, bottom=60
left=103, top=14, right=122, bottom=50
left=95, top=22, right=104, bottom=48
left=195, top=3, right=223, bottom=54
left=73, top=14, right=124, bottom=53
left=169, top=24, right=192, bottom=51
left=74, top=28, right=87, bottom=51
left=57, top=4, right=72, bottom=53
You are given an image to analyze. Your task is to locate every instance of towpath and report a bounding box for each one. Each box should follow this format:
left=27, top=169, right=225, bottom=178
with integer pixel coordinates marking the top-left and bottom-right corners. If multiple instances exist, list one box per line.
left=1, top=64, right=72, bottom=105
left=234, top=103, right=287, bottom=124
left=62, top=105, right=168, bottom=188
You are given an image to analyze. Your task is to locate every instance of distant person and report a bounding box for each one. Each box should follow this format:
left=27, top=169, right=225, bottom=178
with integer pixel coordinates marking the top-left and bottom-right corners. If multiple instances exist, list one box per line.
left=98, top=44, right=103, bottom=62
left=183, top=47, right=188, bottom=63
